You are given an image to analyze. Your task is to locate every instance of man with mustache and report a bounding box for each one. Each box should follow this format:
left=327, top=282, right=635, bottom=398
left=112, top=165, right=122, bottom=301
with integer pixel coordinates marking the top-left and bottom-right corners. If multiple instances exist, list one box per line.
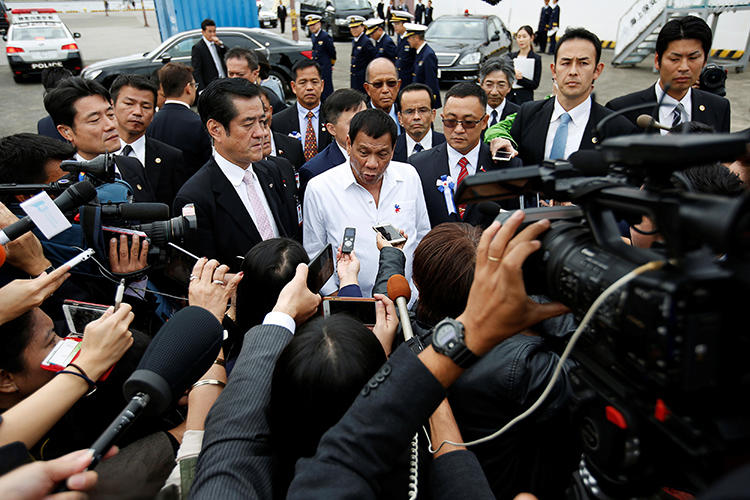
left=111, top=74, right=187, bottom=209
left=509, top=27, right=635, bottom=166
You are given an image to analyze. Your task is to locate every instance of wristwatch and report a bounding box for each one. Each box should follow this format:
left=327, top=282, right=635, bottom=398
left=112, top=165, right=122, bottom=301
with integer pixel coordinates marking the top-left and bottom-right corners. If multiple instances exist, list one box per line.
left=431, top=318, right=480, bottom=369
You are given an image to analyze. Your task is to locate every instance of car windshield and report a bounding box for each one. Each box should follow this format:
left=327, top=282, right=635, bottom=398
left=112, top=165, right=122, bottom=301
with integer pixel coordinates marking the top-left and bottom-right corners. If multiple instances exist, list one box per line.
left=426, top=19, right=485, bottom=40
left=11, top=25, right=67, bottom=40
left=335, top=0, right=370, bottom=10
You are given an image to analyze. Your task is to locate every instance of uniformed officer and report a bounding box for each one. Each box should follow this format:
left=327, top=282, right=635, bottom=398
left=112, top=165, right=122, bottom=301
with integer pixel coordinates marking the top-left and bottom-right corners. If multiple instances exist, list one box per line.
left=349, top=15, right=377, bottom=94
left=403, top=23, right=441, bottom=108
left=307, top=14, right=336, bottom=101
left=390, top=10, right=415, bottom=86
left=364, top=18, right=397, bottom=63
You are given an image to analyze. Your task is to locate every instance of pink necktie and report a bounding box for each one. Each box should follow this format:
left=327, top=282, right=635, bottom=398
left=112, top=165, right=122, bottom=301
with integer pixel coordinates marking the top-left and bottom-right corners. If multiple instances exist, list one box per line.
left=243, top=170, right=275, bottom=240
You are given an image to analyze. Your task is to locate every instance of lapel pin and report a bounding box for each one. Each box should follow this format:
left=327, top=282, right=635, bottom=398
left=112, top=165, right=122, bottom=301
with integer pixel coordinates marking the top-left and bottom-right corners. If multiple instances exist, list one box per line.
left=279, top=149, right=285, bottom=154
left=155, top=157, right=162, bottom=164
left=136, top=184, right=142, bottom=190
left=699, top=104, right=706, bottom=111
left=592, top=137, right=598, bottom=144
left=269, top=183, right=274, bottom=188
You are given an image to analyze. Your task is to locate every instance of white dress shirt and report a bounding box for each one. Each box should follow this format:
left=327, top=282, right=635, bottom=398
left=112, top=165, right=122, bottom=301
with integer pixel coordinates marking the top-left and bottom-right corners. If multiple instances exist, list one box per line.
left=202, top=35, right=226, bottom=78
left=447, top=141, right=481, bottom=180
left=296, top=103, right=321, bottom=152
left=303, top=160, right=431, bottom=300
left=487, top=100, right=507, bottom=125
left=213, top=149, right=280, bottom=238
left=415, top=41, right=426, bottom=54
left=118, top=135, right=146, bottom=167
left=269, top=133, right=277, bottom=157
left=405, top=130, right=433, bottom=158
left=544, top=96, right=592, bottom=160
left=655, top=81, right=692, bottom=135
left=332, top=140, right=350, bottom=164
left=164, top=99, right=191, bottom=108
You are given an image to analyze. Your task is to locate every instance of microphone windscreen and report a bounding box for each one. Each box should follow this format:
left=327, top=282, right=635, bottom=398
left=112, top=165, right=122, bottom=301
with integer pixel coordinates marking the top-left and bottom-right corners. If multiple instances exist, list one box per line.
left=58, top=181, right=98, bottom=212
left=123, top=306, right=223, bottom=415
left=636, top=114, right=655, bottom=130
left=477, top=201, right=501, bottom=217
left=568, top=150, right=609, bottom=176
left=387, top=274, right=411, bottom=303
left=0, top=244, right=5, bottom=268
left=118, top=203, right=170, bottom=220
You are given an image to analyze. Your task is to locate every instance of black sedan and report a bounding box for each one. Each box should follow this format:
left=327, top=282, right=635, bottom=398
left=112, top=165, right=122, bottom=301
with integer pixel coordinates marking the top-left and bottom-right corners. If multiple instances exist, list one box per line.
left=425, top=15, right=513, bottom=85
left=81, top=27, right=311, bottom=97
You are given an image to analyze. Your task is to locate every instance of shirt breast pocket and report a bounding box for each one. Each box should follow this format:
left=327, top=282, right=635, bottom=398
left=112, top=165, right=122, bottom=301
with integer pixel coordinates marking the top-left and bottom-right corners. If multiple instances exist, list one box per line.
left=389, top=200, right=416, bottom=225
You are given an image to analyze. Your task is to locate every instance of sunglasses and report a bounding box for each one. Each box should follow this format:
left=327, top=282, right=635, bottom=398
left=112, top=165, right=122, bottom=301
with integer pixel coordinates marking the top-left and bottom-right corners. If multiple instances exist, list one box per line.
left=366, top=80, right=399, bottom=89
left=441, top=117, right=485, bottom=129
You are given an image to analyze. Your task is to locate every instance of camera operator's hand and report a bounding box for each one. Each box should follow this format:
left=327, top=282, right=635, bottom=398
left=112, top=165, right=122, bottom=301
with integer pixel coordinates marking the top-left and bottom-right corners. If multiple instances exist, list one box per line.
left=109, top=234, right=148, bottom=274
left=272, top=263, right=322, bottom=325
left=336, top=247, right=360, bottom=288
left=76, top=304, right=135, bottom=381
left=372, top=293, right=398, bottom=356
left=0, top=449, right=101, bottom=500
left=489, top=137, right=518, bottom=158
left=0, top=202, right=52, bottom=276
left=0, top=266, right=70, bottom=325
left=188, top=257, right=243, bottom=323
left=457, top=212, right=568, bottom=357
left=375, top=229, right=407, bottom=251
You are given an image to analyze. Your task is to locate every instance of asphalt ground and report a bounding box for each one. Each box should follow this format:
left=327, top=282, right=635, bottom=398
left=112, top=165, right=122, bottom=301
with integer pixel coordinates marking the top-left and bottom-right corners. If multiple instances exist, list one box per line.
left=1, top=11, right=749, bottom=138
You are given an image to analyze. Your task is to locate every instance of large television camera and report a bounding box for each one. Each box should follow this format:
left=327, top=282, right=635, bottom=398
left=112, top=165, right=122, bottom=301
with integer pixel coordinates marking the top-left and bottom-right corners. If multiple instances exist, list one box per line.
left=456, top=131, right=750, bottom=498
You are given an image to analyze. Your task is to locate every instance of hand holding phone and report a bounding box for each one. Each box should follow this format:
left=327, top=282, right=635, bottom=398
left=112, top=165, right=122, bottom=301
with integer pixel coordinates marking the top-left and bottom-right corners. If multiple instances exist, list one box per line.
left=492, top=150, right=513, bottom=162
left=336, top=246, right=360, bottom=288
left=306, top=244, right=334, bottom=293
left=322, top=297, right=377, bottom=326
left=373, top=224, right=407, bottom=249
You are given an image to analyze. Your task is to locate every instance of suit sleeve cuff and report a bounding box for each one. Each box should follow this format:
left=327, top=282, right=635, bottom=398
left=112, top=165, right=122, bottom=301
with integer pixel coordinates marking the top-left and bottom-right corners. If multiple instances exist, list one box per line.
left=263, top=311, right=296, bottom=334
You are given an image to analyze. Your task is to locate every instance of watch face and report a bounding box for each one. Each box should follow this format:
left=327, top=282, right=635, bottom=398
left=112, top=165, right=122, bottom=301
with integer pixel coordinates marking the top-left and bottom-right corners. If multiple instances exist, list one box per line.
left=435, top=323, right=458, bottom=348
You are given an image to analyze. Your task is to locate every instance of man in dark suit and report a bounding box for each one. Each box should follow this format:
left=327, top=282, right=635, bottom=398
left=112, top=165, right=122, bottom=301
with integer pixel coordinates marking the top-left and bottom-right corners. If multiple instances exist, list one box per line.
left=606, top=16, right=730, bottom=133
left=547, top=0, right=560, bottom=55
left=298, top=89, right=366, bottom=196
left=225, top=47, right=287, bottom=117
left=393, top=82, right=445, bottom=162
left=510, top=28, right=636, bottom=167
left=391, top=10, right=415, bottom=85
left=37, top=67, right=74, bottom=142
left=410, top=83, right=519, bottom=228
left=424, top=0, right=434, bottom=25
left=349, top=16, right=377, bottom=95
left=363, top=58, right=402, bottom=135
left=259, top=87, right=305, bottom=171
left=277, top=2, right=287, bottom=33
left=148, top=62, right=212, bottom=179
left=414, top=0, right=425, bottom=24
left=479, top=57, right=520, bottom=125
left=272, top=60, right=332, bottom=164
left=110, top=74, right=187, bottom=209
left=307, top=15, right=336, bottom=101
left=173, top=79, right=299, bottom=271
left=191, top=19, right=227, bottom=91
left=364, top=18, right=397, bottom=63
left=537, top=0, right=551, bottom=54
left=404, top=23, right=441, bottom=108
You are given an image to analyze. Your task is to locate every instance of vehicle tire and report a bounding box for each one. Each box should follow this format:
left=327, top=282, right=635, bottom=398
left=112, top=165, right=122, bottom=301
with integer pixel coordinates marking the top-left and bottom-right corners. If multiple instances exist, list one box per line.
left=269, top=69, right=291, bottom=99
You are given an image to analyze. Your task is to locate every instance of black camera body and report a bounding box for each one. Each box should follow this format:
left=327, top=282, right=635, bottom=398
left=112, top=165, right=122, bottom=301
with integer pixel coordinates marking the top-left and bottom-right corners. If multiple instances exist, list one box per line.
left=699, top=63, right=727, bottom=97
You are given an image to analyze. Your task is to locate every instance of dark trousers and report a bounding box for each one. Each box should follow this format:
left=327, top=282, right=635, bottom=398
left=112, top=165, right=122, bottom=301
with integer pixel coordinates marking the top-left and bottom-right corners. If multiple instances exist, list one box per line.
left=279, top=16, right=286, bottom=33
left=548, top=34, right=557, bottom=54
left=536, top=29, right=547, bottom=53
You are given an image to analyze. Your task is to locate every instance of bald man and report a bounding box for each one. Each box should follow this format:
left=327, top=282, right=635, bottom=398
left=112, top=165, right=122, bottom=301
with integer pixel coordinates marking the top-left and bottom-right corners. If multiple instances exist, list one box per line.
left=363, top=57, right=402, bottom=135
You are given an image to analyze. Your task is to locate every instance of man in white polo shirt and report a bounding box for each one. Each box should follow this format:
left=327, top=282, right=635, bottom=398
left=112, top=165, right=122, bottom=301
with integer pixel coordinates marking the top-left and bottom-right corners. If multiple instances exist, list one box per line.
left=303, top=108, right=430, bottom=297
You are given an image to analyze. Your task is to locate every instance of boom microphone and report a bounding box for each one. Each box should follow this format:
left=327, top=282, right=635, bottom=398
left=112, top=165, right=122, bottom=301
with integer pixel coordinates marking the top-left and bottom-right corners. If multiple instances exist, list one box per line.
left=387, top=274, right=415, bottom=341
left=636, top=114, right=672, bottom=132
left=0, top=180, right=97, bottom=245
left=60, top=154, right=114, bottom=177
left=87, top=306, right=223, bottom=468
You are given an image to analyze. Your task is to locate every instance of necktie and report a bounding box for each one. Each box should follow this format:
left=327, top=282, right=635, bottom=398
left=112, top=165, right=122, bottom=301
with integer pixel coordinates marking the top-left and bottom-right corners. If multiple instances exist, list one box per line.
left=671, top=103, right=684, bottom=129
left=304, top=111, right=317, bottom=162
left=242, top=170, right=275, bottom=240
left=413, top=143, right=424, bottom=154
left=121, top=144, right=133, bottom=157
left=456, top=157, right=469, bottom=219
left=549, top=112, right=571, bottom=160
left=490, top=109, right=498, bottom=127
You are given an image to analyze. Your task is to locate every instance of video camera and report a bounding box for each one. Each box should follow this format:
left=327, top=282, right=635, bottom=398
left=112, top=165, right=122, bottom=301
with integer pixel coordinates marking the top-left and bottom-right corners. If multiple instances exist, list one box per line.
left=456, top=131, right=750, bottom=497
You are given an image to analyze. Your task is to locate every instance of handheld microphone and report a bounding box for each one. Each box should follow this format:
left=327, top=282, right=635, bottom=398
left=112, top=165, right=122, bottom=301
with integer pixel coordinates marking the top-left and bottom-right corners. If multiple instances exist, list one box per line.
left=387, top=274, right=415, bottom=341
left=0, top=244, right=5, bottom=268
left=60, top=154, right=114, bottom=177
left=87, top=306, right=223, bottom=468
left=0, top=181, right=97, bottom=246
left=636, top=114, right=672, bottom=132
left=477, top=201, right=502, bottom=217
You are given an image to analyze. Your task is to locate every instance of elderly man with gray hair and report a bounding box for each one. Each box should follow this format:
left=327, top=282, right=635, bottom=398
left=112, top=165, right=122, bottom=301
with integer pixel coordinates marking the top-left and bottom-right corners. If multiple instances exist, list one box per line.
left=478, top=57, right=520, bottom=129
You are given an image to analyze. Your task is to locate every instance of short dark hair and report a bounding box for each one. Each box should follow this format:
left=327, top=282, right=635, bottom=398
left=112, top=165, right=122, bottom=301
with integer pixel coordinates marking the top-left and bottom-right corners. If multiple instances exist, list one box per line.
left=43, top=77, right=111, bottom=128
left=672, top=164, right=745, bottom=197
left=225, top=47, right=259, bottom=71
left=109, top=73, right=158, bottom=105
left=479, top=56, right=515, bottom=87
left=256, top=51, right=272, bottom=80
left=348, top=108, right=397, bottom=147
left=322, top=88, right=366, bottom=126
left=41, top=67, right=73, bottom=93
left=412, top=223, right=482, bottom=325
left=0, top=133, right=75, bottom=202
left=0, top=311, right=35, bottom=374
left=555, top=27, right=603, bottom=65
left=197, top=78, right=262, bottom=130
left=157, top=62, right=194, bottom=98
left=445, top=81, right=487, bottom=109
left=397, top=82, right=434, bottom=109
left=200, top=18, right=216, bottom=31
left=656, top=16, right=712, bottom=63
left=291, top=59, right=322, bottom=80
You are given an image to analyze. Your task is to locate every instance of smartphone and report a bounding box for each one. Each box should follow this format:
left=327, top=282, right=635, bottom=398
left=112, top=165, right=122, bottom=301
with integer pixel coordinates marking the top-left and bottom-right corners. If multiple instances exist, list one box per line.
left=322, top=297, right=377, bottom=326
left=41, top=337, right=82, bottom=372
left=492, top=150, right=513, bottom=162
left=61, top=248, right=95, bottom=270
left=63, top=300, right=109, bottom=336
left=342, top=227, right=356, bottom=254
left=372, top=224, right=407, bottom=245
left=307, top=244, right=334, bottom=293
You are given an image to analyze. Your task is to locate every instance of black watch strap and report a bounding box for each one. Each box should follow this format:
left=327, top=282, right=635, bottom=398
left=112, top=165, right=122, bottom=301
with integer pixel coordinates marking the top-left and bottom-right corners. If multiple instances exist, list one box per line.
left=431, top=318, right=481, bottom=369
left=450, top=344, right=481, bottom=369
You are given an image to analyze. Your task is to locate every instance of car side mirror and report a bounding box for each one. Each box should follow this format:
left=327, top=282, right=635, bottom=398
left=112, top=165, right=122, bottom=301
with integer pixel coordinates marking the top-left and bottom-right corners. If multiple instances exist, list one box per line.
left=73, top=32, right=81, bottom=39
left=490, top=32, right=500, bottom=42
left=2, top=35, right=6, bottom=42
left=160, top=53, right=172, bottom=64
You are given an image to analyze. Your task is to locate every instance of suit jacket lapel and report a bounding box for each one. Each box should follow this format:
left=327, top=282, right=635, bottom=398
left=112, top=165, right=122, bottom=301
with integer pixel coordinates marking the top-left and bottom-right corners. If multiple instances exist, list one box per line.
left=581, top=102, right=601, bottom=149
left=144, top=138, right=162, bottom=193
left=210, top=161, right=259, bottom=242
left=529, top=99, right=555, bottom=156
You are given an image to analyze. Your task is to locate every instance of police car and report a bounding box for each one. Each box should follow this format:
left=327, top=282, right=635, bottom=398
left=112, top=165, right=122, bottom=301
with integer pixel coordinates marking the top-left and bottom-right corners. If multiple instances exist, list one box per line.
left=3, top=9, right=83, bottom=82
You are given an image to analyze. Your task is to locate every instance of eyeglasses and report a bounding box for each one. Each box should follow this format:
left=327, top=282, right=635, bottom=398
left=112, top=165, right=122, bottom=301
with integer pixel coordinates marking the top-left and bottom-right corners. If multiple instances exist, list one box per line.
left=366, top=79, right=399, bottom=89
left=442, top=116, right=485, bottom=129
left=190, top=81, right=199, bottom=89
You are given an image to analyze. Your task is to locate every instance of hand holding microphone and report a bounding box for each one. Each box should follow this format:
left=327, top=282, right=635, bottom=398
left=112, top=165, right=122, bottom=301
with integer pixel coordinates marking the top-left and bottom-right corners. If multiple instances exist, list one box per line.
left=387, top=274, right=414, bottom=341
